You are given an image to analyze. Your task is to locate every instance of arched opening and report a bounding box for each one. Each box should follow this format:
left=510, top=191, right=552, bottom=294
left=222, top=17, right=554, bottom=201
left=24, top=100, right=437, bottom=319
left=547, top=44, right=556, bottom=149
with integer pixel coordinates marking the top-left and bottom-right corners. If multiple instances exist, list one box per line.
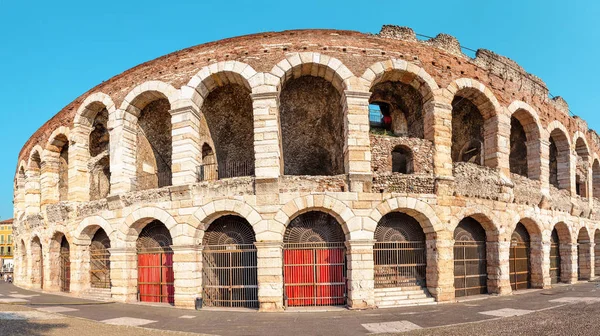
left=577, top=228, right=591, bottom=280
left=374, top=213, right=426, bottom=290
left=31, top=237, right=43, bottom=289
left=391, top=146, right=414, bottom=174
left=280, top=76, right=344, bottom=176
left=90, top=229, right=111, bottom=289
left=89, top=108, right=110, bottom=200
left=202, top=215, right=258, bottom=308
left=595, top=230, right=600, bottom=277
left=53, top=135, right=70, bottom=202
left=451, top=97, right=484, bottom=165
left=199, top=143, right=217, bottom=181
left=136, top=220, right=174, bottom=305
left=202, top=84, right=255, bottom=179
left=574, top=138, right=590, bottom=197
left=509, top=116, right=528, bottom=177
left=593, top=160, right=600, bottom=199
left=283, top=211, right=346, bottom=307
left=369, top=79, right=424, bottom=138
left=59, top=236, right=70, bottom=292
left=550, top=228, right=561, bottom=284
left=509, top=223, right=531, bottom=290
left=135, top=97, right=172, bottom=190
left=548, top=129, right=570, bottom=191
left=453, top=217, right=487, bottom=297
left=27, top=151, right=42, bottom=211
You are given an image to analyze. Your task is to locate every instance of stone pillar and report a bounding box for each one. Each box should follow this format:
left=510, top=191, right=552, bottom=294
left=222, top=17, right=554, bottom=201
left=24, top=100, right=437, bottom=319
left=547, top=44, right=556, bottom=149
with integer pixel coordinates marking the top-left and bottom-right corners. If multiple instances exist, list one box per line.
left=251, top=92, right=282, bottom=180
left=424, top=98, right=454, bottom=196
left=170, top=106, right=202, bottom=186
left=534, top=240, right=551, bottom=288
left=487, top=240, right=511, bottom=295
left=171, top=245, right=202, bottom=309
left=346, top=239, right=375, bottom=309
left=14, top=177, right=26, bottom=217
left=560, top=243, right=578, bottom=283
left=255, top=241, right=284, bottom=312
left=108, top=110, right=137, bottom=194
left=578, top=241, right=592, bottom=280
left=70, top=243, right=91, bottom=294
left=25, top=169, right=41, bottom=215
left=590, top=242, right=595, bottom=280
left=108, top=247, right=138, bottom=302
left=426, top=231, right=454, bottom=302
left=68, top=126, right=92, bottom=202
left=567, top=149, right=576, bottom=196
left=43, top=242, right=59, bottom=292
left=343, top=90, right=372, bottom=193
left=539, top=139, right=550, bottom=194
left=485, top=113, right=511, bottom=178
left=40, top=154, right=60, bottom=207
left=526, top=139, right=543, bottom=182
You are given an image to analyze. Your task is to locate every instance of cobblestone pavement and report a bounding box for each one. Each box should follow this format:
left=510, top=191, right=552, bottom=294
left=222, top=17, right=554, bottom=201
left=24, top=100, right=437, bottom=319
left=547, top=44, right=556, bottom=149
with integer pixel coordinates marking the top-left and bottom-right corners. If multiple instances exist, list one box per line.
left=1, top=282, right=600, bottom=335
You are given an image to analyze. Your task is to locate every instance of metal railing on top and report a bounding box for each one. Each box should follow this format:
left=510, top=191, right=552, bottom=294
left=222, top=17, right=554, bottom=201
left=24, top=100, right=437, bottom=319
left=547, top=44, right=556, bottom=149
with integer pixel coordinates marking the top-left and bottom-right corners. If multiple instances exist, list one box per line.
left=197, top=161, right=254, bottom=182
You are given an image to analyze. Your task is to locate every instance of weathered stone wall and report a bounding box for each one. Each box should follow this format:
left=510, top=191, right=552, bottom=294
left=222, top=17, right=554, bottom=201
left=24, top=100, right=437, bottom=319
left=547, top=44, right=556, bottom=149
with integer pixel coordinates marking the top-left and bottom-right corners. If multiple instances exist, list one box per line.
left=511, top=173, right=542, bottom=206
left=451, top=98, right=484, bottom=164
left=371, top=174, right=435, bottom=194
left=453, top=162, right=503, bottom=200
left=370, top=135, right=433, bottom=174
left=549, top=186, right=572, bottom=213
left=279, top=175, right=348, bottom=193
left=280, top=76, right=344, bottom=176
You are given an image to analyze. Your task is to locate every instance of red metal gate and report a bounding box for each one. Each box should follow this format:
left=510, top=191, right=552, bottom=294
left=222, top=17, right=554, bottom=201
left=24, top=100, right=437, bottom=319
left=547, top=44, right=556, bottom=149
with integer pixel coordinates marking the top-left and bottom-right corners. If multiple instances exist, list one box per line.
left=137, top=249, right=174, bottom=304
left=284, top=243, right=346, bottom=306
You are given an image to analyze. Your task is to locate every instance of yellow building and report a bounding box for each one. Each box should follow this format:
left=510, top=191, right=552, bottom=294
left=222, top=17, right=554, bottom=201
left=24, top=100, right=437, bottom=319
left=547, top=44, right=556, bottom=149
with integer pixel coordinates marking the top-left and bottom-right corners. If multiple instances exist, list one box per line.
left=0, top=219, right=13, bottom=273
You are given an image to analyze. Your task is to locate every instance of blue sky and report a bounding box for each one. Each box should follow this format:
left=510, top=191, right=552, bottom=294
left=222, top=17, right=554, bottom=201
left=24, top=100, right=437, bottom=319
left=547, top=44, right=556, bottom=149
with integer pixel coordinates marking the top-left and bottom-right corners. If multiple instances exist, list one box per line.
left=0, top=0, right=597, bottom=219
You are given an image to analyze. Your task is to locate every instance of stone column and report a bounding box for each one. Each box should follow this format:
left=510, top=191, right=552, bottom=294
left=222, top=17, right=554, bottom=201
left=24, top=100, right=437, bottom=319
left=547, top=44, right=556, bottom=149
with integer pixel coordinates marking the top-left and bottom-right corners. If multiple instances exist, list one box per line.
left=590, top=242, right=595, bottom=280
left=43, top=242, right=58, bottom=292
left=346, top=239, right=375, bottom=309
left=170, top=106, right=202, bottom=186
left=108, top=110, right=137, bottom=194
left=40, top=154, right=60, bottom=207
left=485, top=113, right=511, bottom=178
left=171, top=245, right=202, bottom=309
left=70, top=243, right=91, bottom=294
left=68, top=126, right=92, bottom=202
left=108, top=247, right=138, bottom=302
left=14, top=177, right=26, bottom=217
left=560, top=243, right=578, bottom=283
left=535, top=240, right=552, bottom=288
left=424, top=98, right=454, bottom=195
left=426, top=231, right=454, bottom=302
left=578, top=240, right=592, bottom=280
left=343, top=91, right=372, bottom=193
left=25, top=169, right=41, bottom=215
left=567, top=149, right=576, bottom=196
left=526, top=139, right=543, bottom=182
left=539, top=139, right=551, bottom=195
left=487, top=240, right=511, bottom=295
left=255, top=241, right=284, bottom=312
left=251, top=92, right=282, bottom=180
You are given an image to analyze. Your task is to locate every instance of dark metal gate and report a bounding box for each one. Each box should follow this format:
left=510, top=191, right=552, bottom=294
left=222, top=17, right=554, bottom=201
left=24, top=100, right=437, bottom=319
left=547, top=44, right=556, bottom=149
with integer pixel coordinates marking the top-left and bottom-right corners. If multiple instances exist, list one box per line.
left=283, top=212, right=347, bottom=307
left=137, top=221, right=174, bottom=304
left=509, top=223, right=530, bottom=290
left=595, top=232, right=600, bottom=277
left=59, top=237, right=70, bottom=292
left=550, top=229, right=561, bottom=284
left=454, top=217, right=487, bottom=297
left=202, top=216, right=258, bottom=308
left=374, top=213, right=426, bottom=288
left=90, top=229, right=111, bottom=289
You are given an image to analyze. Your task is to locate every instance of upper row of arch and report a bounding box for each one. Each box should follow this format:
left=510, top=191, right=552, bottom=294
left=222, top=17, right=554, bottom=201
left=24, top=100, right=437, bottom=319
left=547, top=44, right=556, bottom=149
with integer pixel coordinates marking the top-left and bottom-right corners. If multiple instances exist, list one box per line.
left=18, top=52, right=597, bottom=172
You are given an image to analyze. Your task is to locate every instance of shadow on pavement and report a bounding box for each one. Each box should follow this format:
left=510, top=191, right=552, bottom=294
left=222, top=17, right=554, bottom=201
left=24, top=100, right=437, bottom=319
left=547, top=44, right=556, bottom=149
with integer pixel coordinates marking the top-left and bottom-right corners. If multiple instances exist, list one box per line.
left=0, top=320, right=69, bottom=336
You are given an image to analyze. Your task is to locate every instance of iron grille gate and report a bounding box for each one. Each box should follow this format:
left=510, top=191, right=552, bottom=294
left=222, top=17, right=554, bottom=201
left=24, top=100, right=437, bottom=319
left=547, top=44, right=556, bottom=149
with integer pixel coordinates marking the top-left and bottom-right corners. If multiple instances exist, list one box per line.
left=90, top=249, right=111, bottom=288
left=137, top=248, right=174, bottom=304
left=374, top=242, right=426, bottom=288
left=595, top=243, right=600, bottom=277
left=550, top=243, right=561, bottom=284
left=509, top=242, right=530, bottom=290
left=283, top=242, right=346, bottom=307
left=59, top=238, right=70, bottom=292
left=454, top=241, right=487, bottom=297
left=202, top=244, right=258, bottom=308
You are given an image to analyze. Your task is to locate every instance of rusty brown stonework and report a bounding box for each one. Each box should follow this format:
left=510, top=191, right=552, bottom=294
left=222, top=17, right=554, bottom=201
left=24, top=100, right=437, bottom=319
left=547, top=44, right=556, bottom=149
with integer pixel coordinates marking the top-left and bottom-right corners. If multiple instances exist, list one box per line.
left=11, top=26, right=600, bottom=311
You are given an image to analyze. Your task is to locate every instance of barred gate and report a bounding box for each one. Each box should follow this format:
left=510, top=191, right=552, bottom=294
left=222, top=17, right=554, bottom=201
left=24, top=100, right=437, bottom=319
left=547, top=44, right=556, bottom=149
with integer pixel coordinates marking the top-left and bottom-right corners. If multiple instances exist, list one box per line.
left=454, top=218, right=487, bottom=297
left=137, top=221, right=174, bottom=304
left=202, top=215, right=258, bottom=308
left=373, top=213, right=427, bottom=288
left=595, top=232, right=600, bottom=277
left=59, top=237, right=71, bottom=293
left=283, top=212, right=347, bottom=307
left=550, top=229, right=561, bottom=284
left=90, top=229, right=111, bottom=289
left=509, top=223, right=530, bottom=291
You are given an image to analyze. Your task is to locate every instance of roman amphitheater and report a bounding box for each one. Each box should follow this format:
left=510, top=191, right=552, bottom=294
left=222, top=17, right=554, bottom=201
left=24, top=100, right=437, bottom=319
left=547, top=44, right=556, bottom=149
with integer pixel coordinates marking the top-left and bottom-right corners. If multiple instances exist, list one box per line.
left=11, top=25, right=600, bottom=311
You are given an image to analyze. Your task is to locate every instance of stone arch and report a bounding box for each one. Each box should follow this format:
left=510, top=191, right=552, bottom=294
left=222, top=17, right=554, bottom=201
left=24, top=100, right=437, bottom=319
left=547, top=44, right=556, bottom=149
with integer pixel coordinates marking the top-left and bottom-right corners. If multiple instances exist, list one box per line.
left=367, top=197, right=443, bottom=236
left=547, top=121, right=572, bottom=191
left=14, top=160, right=27, bottom=214
left=593, top=158, right=600, bottom=198
left=447, top=79, right=502, bottom=168
left=73, top=92, right=117, bottom=127
left=449, top=205, right=501, bottom=240
left=508, top=101, right=542, bottom=179
left=25, top=147, right=43, bottom=213
left=119, top=81, right=179, bottom=116
left=269, top=52, right=354, bottom=94
left=551, top=221, right=573, bottom=243
left=73, top=216, right=117, bottom=245
left=273, top=195, right=355, bottom=240
left=573, top=133, right=591, bottom=197
left=509, top=217, right=543, bottom=289
left=44, top=127, right=71, bottom=203
left=122, top=207, right=184, bottom=245
left=191, top=199, right=262, bottom=243
left=361, top=59, right=439, bottom=103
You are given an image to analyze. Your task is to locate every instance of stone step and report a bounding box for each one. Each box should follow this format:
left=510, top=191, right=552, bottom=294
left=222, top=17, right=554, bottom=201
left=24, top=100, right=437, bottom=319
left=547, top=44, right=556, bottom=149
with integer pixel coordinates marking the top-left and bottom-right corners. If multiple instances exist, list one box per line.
left=376, top=298, right=436, bottom=308
left=375, top=290, right=429, bottom=297
left=374, top=286, right=423, bottom=292
left=375, top=293, right=430, bottom=301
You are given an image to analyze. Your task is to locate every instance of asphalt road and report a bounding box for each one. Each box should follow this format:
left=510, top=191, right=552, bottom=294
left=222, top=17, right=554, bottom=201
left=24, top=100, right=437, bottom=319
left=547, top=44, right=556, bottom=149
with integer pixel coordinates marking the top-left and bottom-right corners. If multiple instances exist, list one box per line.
left=1, top=281, right=600, bottom=335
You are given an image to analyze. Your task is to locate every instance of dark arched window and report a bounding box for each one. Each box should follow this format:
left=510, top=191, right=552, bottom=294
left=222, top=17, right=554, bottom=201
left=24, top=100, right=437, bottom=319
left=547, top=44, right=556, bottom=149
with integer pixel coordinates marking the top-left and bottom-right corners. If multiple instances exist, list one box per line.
left=392, top=146, right=413, bottom=174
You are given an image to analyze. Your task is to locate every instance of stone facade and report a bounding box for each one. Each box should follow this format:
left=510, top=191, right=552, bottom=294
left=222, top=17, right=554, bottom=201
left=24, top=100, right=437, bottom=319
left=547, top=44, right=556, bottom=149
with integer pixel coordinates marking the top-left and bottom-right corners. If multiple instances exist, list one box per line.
left=11, top=26, right=600, bottom=311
